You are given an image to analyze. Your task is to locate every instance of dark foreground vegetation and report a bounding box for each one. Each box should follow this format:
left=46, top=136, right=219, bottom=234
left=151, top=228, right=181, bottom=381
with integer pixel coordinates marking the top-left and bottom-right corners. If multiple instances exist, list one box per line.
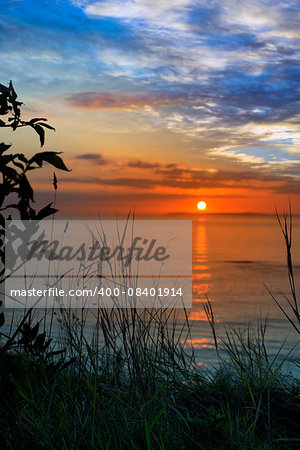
left=0, top=82, right=299, bottom=449
left=0, top=305, right=299, bottom=449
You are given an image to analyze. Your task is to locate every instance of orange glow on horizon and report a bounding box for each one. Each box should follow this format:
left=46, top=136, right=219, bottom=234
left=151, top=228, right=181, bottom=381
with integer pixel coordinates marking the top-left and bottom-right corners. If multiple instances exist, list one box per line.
left=33, top=171, right=300, bottom=216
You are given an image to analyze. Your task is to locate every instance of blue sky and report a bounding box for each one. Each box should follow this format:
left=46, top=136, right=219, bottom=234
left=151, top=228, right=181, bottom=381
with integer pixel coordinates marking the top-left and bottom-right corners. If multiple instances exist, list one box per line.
left=1, top=0, right=300, bottom=213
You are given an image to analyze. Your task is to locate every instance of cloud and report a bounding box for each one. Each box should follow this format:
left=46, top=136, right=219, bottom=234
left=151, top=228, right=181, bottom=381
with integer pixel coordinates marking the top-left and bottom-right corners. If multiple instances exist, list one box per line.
left=1, top=0, right=300, bottom=189
left=75, top=153, right=108, bottom=164
left=127, top=160, right=178, bottom=169
left=84, top=0, right=191, bottom=31
left=66, top=91, right=188, bottom=109
left=127, top=160, right=162, bottom=169
left=60, top=158, right=300, bottom=194
left=62, top=176, right=156, bottom=189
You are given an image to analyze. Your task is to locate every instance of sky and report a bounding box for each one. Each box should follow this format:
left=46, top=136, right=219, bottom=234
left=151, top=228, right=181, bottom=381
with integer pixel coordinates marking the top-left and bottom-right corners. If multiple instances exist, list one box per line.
left=1, top=0, right=300, bottom=215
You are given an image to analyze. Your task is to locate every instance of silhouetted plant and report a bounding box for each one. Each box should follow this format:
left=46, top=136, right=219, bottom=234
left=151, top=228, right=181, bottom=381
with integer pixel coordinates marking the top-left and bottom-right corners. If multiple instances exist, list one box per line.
left=0, top=80, right=70, bottom=223
left=0, top=80, right=70, bottom=281
left=0, top=81, right=71, bottom=374
left=266, top=204, right=300, bottom=335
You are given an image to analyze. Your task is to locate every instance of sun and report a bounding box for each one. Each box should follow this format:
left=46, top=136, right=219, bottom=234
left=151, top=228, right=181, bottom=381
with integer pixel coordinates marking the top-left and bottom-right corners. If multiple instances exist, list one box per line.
left=197, top=201, right=207, bottom=211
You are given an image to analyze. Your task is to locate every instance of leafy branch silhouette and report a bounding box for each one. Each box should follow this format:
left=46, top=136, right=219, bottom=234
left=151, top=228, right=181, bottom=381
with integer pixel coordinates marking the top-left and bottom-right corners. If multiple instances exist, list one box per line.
left=0, top=80, right=70, bottom=222
left=0, top=81, right=71, bottom=366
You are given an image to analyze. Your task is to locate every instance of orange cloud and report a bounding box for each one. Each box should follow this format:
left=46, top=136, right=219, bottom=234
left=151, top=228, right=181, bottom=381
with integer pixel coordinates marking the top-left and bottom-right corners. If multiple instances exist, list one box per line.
left=65, top=91, right=188, bottom=110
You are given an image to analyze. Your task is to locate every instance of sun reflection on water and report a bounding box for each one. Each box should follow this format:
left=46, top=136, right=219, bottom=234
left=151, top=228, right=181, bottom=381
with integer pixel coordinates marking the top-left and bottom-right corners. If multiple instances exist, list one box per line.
left=192, top=220, right=212, bottom=308
left=181, top=338, right=215, bottom=349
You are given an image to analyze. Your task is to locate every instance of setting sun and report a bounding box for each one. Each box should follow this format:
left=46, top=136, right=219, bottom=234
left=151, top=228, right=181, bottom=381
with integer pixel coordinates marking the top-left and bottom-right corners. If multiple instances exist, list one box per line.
left=197, top=201, right=207, bottom=211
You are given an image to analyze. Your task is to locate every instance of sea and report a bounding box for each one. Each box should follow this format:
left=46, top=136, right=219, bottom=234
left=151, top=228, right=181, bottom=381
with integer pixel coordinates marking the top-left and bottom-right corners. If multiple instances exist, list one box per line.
left=189, top=214, right=300, bottom=374
left=2, top=214, right=300, bottom=375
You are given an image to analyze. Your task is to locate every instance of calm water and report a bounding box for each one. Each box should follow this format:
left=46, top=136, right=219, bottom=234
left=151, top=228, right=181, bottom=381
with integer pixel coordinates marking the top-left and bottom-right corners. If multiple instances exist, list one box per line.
left=189, top=214, right=300, bottom=372
left=2, top=214, right=300, bottom=374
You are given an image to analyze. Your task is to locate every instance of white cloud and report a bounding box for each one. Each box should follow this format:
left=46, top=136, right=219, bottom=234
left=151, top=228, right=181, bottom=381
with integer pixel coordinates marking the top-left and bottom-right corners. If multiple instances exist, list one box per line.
left=84, top=0, right=191, bottom=32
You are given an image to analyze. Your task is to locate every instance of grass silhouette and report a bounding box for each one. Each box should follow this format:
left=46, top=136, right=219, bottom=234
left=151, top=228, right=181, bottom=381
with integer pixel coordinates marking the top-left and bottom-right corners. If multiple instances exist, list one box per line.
left=0, top=213, right=299, bottom=449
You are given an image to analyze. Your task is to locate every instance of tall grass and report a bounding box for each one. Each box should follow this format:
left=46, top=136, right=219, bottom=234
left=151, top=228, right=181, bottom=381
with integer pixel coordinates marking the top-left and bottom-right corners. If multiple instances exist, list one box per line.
left=0, top=213, right=299, bottom=449
left=1, top=302, right=299, bottom=449
left=266, top=204, right=300, bottom=335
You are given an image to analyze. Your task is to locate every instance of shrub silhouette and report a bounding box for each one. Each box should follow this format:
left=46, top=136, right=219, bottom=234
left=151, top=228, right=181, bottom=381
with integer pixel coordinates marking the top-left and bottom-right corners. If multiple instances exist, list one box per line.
left=0, top=81, right=71, bottom=375
left=0, top=80, right=70, bottom=223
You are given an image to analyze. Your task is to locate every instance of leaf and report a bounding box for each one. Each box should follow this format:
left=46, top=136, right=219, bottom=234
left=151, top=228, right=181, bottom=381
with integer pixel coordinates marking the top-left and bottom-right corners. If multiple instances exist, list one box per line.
left=0, top=154, right=15, bottom=166
left=38, top=122, right=55, bottom=131
left=32, top=124, right=45, bottom=147
left=0, top=213, right=5, bottom=228
left=12, top=160, right=25, bottom=170
left=36, top=202, right=58, bottom=220
left=1, top=165, right=18, bottom=180
left=34, top=332, right=46, bottom=350
left=0, top=95, right=10, bottom=115
left=9, top=81, right=17, bottom=100
left=29, top=118, right=48, bottom=124
left=17, top=153, right=28, bottom=164
left=29, top=207, right=36, bottom=219
left=19, top=174, right=34, bottom=200
left=11, top=119, right=19, bottom=131
left=19, top=322, right=40, bottom=345
left=0, top=83, right=9, bottom=94
left=0, top=312, right=5, bottom=328
left=0, top=143, right=12, bottom=155
left=30, top=152, right=71, bottom=171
